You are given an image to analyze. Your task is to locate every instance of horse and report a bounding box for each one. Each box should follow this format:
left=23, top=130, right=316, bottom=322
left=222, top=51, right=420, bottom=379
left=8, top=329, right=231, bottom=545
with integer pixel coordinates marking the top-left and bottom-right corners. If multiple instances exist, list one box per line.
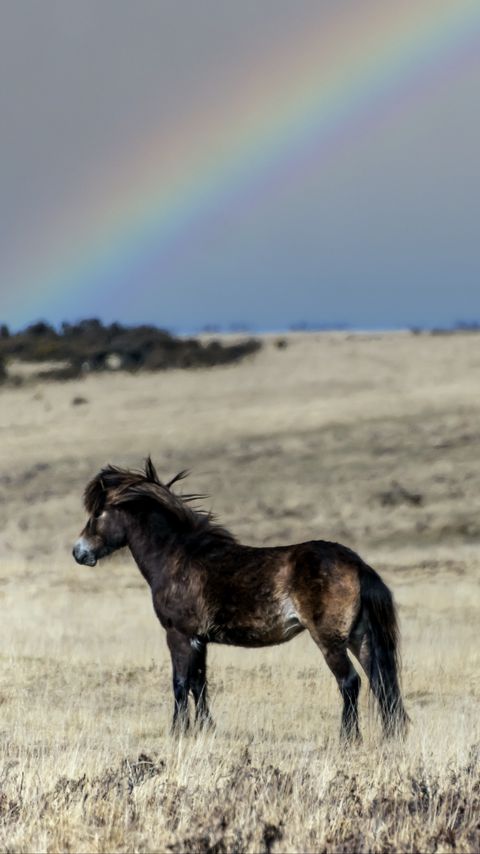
left=73, top=458, right=408, bottom=741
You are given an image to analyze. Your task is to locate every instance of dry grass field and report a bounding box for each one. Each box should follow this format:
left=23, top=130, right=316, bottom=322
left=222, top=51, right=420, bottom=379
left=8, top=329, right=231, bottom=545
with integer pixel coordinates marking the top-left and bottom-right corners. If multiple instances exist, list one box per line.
left=0, top=331, right=479, bottom=853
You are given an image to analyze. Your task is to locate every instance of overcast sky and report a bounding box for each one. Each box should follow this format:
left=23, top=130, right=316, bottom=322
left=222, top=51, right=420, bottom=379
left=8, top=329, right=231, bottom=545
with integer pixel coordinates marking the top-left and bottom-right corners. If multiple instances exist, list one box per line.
left=1, top=1, right=479, bottom=331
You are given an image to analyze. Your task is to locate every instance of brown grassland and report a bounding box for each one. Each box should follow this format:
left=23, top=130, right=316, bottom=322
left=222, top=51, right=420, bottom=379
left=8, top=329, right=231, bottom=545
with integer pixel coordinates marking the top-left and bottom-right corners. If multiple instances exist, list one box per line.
left=0, top=331, right=479, bottom=853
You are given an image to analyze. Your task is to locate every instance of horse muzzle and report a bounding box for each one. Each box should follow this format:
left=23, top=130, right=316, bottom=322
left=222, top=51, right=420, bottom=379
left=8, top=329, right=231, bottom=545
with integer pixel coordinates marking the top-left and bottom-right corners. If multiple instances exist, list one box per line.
left=72, top=540, right=98, bottom=566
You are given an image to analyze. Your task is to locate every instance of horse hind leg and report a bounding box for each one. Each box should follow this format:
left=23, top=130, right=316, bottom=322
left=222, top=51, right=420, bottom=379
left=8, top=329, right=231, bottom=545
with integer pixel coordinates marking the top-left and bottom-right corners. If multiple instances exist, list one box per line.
left=327, top=644, right=361, bottom=742
left=292, top=556, right=364, bottom=741
left=309, top=628, right=362, bottom=742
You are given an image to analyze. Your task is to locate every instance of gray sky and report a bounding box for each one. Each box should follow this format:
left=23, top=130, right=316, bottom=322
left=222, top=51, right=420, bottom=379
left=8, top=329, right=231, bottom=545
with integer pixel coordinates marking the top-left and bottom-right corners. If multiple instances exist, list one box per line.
left=1, top=1, right=479, bottom=331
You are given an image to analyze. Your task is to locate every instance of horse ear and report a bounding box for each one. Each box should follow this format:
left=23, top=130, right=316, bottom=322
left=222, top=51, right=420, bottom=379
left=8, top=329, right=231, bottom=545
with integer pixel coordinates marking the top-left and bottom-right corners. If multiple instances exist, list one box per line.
left=144, top=456, right=160, bottom=483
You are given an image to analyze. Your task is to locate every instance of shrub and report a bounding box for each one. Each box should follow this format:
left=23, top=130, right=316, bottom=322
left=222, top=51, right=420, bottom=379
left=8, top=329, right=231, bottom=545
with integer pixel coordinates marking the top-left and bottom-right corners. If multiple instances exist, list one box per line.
left=0, top=320, right=262, bottom=380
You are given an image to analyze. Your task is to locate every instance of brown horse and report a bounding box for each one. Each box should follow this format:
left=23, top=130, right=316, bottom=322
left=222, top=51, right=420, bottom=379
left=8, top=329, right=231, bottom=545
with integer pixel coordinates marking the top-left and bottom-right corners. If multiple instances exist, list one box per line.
left=73, top=458, right=408, bottom=741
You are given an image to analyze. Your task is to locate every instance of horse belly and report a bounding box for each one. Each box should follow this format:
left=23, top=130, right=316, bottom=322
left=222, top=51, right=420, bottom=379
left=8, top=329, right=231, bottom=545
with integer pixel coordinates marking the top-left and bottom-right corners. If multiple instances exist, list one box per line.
left=210, top=599, right=305, bottom=648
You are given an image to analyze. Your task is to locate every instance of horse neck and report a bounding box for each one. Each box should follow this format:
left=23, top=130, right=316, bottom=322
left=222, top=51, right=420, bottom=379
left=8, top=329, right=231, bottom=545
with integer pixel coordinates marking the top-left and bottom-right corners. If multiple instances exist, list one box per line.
left=124, top=508, right=182, bottom=587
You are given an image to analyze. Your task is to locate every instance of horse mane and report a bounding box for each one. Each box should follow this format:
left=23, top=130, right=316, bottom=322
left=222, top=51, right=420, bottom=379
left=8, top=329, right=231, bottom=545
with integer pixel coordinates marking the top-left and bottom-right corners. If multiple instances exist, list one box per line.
left=84, top=457, right=235, bottom=543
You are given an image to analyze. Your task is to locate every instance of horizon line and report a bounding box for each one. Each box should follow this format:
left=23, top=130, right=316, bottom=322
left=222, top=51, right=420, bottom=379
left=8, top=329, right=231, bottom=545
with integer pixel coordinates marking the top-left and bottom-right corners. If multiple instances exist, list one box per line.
left=3, top=318, right=480, bottom=337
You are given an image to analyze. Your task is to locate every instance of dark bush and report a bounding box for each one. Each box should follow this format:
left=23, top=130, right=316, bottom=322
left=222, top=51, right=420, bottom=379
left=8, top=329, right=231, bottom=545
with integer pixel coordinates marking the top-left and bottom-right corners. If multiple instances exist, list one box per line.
left=0, top=319, right=262, bottom=380
left=25, top=321, right=57, bottom=337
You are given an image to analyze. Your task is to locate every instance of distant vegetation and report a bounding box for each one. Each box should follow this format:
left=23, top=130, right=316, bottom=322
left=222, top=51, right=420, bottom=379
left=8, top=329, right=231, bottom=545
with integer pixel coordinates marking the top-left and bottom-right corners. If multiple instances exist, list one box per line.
left=0, top=319, right=261, bottom=382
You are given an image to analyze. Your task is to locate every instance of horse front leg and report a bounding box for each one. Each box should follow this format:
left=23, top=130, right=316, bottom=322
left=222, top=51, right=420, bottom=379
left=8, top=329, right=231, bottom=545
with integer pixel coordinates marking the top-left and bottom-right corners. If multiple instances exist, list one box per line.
left=188, top=639, right=214, bottom=729
left=166, top=629, right=193, bottom=734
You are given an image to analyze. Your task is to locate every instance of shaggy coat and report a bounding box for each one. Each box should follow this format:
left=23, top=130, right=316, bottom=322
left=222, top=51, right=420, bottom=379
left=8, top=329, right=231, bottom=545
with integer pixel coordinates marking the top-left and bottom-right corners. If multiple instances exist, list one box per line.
left=73, top=458, right=408, bottom=739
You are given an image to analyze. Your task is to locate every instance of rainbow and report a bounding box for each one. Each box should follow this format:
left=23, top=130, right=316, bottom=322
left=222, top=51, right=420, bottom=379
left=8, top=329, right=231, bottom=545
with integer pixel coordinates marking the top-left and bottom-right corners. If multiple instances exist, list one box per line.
left=4, top=0, right=480, bottom=325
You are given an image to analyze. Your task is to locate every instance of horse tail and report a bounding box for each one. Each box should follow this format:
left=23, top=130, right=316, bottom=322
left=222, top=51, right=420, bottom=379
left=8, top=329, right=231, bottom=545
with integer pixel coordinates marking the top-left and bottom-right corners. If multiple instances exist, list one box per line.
left=359, top=564, right=409, bottom=736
